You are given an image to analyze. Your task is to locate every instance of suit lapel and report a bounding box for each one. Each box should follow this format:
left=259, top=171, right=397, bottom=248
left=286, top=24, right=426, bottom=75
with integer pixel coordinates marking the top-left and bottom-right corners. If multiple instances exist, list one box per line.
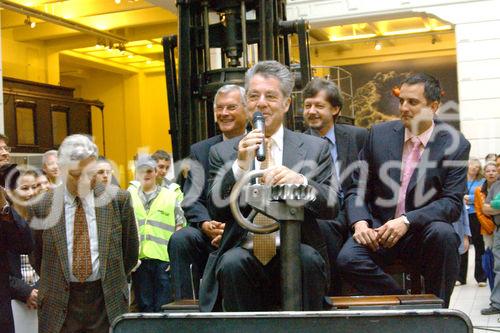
left=94, top=184, right=111, bottom=280
left=407, top=126, right=447, bottom=193
left=49, top=187, right=71, bottom=282
left=283, top=129, right=306, bottom=170
left=389, top=123, right=405, bottom=185
left=334, top=125, right=349, bottom=174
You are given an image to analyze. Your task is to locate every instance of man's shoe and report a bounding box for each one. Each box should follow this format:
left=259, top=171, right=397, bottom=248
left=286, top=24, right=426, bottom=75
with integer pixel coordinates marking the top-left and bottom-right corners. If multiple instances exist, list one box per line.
left=481, top=306, right=500, bottom=315
left=478, top=282, right=487, bottom=287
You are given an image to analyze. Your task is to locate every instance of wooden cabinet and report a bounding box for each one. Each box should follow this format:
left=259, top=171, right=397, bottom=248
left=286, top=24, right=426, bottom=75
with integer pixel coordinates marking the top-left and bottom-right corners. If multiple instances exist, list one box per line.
left=2, top=77, right=102, bottom=154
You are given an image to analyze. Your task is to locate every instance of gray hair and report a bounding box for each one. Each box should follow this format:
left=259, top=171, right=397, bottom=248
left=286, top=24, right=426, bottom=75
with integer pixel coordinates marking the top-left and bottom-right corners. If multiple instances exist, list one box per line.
left=42, top=150, right=58, bottom=166
left=245, top=60, right=294, bottom=98
left=213, top=84, right=246, bottom=108
left=58, top=134, right=98, bottom=166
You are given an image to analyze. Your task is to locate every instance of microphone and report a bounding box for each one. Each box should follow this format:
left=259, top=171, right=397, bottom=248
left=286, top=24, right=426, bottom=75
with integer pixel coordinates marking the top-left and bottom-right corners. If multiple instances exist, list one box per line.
left=252, top=111, right=266, bottom=162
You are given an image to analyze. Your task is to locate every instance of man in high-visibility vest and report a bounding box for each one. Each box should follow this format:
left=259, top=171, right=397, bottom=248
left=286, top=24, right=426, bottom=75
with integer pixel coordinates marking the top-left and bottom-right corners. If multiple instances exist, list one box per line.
left=129, top=154, right=185, bottom=312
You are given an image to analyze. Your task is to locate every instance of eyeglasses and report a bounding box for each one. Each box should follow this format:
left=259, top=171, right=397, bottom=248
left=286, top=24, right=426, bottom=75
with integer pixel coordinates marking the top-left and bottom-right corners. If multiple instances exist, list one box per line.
left=96, top=169, right=113, bottom=175
left=215, top=104, right=240, bottom=112
left=0, top=146, right=12, bottom=153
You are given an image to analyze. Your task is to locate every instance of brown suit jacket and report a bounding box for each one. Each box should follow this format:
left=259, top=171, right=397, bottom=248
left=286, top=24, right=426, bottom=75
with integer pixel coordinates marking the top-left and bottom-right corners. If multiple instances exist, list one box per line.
left=31, top=184, right=139, bottom=333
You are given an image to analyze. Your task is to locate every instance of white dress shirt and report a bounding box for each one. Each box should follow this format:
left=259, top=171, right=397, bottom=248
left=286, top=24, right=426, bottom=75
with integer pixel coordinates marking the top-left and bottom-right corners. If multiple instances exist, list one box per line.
left=232, top=125, right=307, bottom=249
left=232, top=125, right=303, bottom=180
left=64, top=189, right=100, bottom=282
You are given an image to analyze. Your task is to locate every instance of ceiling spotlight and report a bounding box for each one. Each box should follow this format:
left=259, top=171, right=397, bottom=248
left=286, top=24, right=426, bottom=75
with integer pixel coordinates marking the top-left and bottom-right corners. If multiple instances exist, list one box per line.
left=374, top=41, right=382, bottom=51
left=24, top=16, right=36, bottom=28
left=147, top=43, right=153, bottom=49
left=114, top=0, right=121, bottom=4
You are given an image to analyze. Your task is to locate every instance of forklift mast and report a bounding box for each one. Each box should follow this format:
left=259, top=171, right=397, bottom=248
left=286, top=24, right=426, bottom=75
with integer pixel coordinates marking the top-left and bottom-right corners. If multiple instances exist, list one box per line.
left=162, top=0, right=311, bottom=160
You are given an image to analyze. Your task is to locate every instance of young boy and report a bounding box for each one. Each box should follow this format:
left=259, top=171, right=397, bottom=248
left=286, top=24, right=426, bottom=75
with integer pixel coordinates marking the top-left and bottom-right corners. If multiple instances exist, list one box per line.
left=128, top=154, right=185, bottom=312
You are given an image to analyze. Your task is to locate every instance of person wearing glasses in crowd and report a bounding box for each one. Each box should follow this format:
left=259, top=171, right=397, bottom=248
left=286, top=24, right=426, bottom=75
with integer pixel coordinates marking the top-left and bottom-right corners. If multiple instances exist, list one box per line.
left=168, top=84, right=249, bottom=301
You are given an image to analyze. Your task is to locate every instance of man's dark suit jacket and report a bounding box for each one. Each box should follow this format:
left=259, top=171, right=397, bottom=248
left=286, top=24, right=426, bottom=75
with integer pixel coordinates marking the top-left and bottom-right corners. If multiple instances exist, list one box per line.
left=305, top=124, right=368, bottom=191
left=0, top=209, right=33, bottom=333
left=182, top=134, right=223, bottom=225
left=345, top=119, right=471, bottom=230
left=199, top=128, right=339, bottom=312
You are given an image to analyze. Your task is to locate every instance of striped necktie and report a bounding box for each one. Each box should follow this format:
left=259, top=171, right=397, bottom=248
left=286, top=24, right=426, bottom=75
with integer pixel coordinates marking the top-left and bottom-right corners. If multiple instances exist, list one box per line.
left=253, top=139, right=277, bottom=265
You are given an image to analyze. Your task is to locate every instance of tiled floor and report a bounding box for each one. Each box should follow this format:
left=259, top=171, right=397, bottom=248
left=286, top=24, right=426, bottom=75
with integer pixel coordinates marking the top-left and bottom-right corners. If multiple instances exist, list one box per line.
left=449, top=245, right=500, bottom=332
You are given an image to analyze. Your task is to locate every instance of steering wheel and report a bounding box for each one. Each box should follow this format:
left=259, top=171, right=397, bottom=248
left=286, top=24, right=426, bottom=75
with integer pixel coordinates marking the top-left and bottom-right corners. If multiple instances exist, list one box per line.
left=229, top=169, right=280, bottom=234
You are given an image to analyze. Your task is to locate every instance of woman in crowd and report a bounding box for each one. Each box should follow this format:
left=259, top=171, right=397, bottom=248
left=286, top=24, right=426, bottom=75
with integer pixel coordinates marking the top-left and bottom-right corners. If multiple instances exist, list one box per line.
left=6, top=169, right=40, bottom=332
left=457, top=158, right=487, bottom=286
left=35, top=172, right=50, bottom=194
left=475, top=162, right=499, bottom=288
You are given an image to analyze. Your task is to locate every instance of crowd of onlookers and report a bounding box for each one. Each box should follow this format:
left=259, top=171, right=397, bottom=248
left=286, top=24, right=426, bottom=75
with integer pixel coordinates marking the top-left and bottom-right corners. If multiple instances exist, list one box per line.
left=1, top=61, right=500, bottom=333
left=460, top=153, right=500, bottom=315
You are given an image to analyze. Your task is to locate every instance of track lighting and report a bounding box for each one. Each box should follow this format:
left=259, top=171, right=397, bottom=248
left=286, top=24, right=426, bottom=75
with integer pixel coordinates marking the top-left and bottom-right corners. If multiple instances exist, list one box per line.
left=24, top=16, right=36, bottom=28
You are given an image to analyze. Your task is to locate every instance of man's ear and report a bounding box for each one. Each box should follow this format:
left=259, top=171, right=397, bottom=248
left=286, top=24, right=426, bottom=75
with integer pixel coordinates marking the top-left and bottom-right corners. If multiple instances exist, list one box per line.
left=331, top=106, right=341, bottom=118
left=284, top=97, right=291, bottom=112
left=430, top=100, right=439, bottom=113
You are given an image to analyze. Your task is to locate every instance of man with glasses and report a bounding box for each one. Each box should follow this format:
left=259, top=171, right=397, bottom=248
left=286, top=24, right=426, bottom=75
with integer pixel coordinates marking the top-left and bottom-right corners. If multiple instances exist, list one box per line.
left=0, top=135, right=16, bottom=188
left=168, top=84, right=248, bottom=301
left=0, top=135, right=11, bottom=166
left=200, top=61, right=339, bottom=311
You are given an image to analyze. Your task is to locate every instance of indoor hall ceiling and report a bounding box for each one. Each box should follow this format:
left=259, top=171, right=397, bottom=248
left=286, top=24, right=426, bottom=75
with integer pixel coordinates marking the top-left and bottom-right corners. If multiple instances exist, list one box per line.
left=309, top=14, right=452, bottom=44
left=0, top=1, right=455, bottom=72
left=0, top=0, right=178, bottom=70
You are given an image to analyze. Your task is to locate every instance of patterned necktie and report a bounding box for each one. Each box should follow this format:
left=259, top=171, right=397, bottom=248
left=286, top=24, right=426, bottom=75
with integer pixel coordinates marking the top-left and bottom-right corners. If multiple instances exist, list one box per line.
left=254, top=139, right=277, bottom=265
left=395, top=136, right=422, bottom=218
left=72, top=196, right=92, bottom=282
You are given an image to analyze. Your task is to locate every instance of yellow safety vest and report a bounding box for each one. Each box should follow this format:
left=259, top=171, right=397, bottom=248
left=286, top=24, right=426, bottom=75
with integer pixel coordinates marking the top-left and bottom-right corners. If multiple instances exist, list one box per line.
left=167, top=182, right=184, bottom=202
left=129, top=187, right=177, bottom=261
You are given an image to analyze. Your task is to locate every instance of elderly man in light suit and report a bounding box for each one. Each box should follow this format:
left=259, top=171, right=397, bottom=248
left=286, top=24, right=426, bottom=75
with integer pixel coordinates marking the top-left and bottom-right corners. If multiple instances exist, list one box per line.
left=31, top=135, right=138, bottom=333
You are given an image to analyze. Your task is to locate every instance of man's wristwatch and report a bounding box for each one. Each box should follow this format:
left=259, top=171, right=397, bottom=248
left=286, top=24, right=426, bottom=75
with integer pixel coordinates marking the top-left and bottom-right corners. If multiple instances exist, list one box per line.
left=401, top=214, right=410, bottom=228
